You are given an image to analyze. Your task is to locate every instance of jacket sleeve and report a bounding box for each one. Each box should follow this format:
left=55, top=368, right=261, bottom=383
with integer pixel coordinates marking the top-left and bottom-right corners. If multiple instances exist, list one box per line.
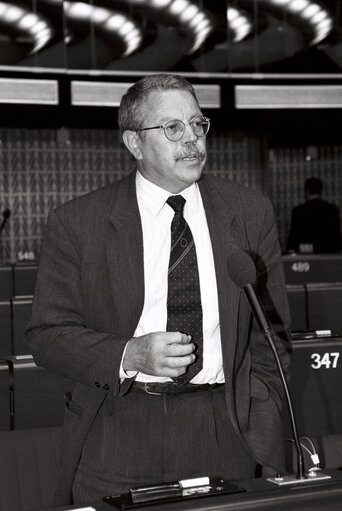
left=24, top=209, right=131, bottom=395
left=250, top=197, right=292, bottom=406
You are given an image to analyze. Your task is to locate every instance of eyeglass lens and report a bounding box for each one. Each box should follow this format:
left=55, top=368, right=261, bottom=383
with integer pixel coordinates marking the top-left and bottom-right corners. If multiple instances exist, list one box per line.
left=164, top=116, right=209, bottom=141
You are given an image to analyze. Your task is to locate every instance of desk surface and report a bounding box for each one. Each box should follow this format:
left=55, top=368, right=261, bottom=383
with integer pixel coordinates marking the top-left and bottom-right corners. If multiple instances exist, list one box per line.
left=42, top=470, right=342, bottom=511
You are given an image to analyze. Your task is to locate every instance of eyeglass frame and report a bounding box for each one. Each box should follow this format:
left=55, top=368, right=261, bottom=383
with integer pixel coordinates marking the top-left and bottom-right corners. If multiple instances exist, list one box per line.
left=136, top=115, right=210, bottom=142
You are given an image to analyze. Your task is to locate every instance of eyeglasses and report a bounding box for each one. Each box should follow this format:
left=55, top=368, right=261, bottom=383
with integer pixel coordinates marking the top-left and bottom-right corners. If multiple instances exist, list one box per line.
left=137, top=115, right=210, bottom=142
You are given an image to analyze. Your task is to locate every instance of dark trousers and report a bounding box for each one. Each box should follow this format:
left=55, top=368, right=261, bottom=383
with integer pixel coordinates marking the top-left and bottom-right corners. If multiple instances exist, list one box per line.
left=72, top=385, right=256, bottom=504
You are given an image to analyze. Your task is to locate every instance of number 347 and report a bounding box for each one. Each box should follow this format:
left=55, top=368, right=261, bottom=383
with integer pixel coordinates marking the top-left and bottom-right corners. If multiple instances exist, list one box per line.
left=311, top=352, right=340, bottom=369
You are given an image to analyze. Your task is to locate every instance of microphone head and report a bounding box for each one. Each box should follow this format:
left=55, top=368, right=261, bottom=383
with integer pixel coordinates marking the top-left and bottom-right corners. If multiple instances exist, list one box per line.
left=227, top=251, right=256, bottom=287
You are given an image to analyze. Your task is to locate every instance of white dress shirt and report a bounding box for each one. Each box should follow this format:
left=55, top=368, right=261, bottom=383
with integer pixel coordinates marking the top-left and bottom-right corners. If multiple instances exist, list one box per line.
left=121, top=171, right=224, bottom=384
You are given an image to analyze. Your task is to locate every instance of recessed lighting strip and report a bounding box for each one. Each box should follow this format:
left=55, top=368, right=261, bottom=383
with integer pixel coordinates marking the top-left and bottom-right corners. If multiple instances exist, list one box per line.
left=127, top=0, right=212, bottom=54
left=227, top=7, right=253, bottom=42
left=267, top=0, right=333, bottom=45
left=0, top=1, right=53, bottom=53
left=64, top=2, right=143, bottom=56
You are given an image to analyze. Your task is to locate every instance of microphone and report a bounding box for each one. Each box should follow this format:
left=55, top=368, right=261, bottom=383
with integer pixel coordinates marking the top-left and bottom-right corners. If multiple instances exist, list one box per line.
left=227, top=251, right=331, bottom=486
left=0, top=209, right=11, bottom=234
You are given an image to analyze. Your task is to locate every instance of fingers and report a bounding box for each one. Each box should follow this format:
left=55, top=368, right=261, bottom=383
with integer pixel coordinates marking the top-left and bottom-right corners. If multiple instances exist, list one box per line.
left=164, top=332, right=197, bottom=375
left=166, top=353, right=196, bottom=369
left=159, top=354, right=196, bottom=378
left=166, top=342, right=194, bottom=357
left=166, top=331, right=192, bottom=345
left=123, top=331, right=197, bottom=377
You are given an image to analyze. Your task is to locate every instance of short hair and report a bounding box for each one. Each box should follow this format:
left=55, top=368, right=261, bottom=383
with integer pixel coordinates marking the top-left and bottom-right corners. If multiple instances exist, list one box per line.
left=118, top=74, right=200, bottom=133
left=305, top=177, right=323, bottom=195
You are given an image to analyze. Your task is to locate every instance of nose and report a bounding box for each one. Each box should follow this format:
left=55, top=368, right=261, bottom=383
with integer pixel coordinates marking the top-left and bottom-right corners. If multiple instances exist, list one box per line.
left=182, top=121, right=198, bottom=143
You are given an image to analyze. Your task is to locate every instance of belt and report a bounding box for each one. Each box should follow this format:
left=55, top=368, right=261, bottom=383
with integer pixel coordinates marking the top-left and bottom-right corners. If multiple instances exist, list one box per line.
left=131, top=381, right=224, bottom=396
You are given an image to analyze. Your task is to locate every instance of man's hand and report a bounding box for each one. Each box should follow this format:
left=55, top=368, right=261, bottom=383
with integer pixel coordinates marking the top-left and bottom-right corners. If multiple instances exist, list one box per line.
left=122, top=332, right=196, bottom=378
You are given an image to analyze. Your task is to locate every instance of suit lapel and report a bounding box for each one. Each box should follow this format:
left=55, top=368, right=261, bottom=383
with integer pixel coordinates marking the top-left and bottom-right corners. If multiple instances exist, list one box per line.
left=199, top=176, right=248, bottom=386
left=106, top=171, right=145, bottom=335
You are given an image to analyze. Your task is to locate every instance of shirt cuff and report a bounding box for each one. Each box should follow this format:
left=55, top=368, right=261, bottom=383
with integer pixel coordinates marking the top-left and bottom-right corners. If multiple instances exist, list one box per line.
left=119, top=340, right=138, bottom=380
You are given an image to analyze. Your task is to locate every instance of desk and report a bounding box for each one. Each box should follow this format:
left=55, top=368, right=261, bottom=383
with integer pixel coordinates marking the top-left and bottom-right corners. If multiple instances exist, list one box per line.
left=283, top=337, right=342, bottom=438
left=40, top=471, right=342, bottom=511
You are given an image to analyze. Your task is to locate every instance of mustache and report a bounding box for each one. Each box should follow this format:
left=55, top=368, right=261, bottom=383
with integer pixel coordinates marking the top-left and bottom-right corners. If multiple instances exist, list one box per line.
left=175, top=146, right=206, bottom=161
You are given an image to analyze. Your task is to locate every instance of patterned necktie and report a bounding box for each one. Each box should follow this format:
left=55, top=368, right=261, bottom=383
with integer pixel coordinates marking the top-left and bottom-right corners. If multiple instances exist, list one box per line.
left=166, top=195, right=203, bottom=383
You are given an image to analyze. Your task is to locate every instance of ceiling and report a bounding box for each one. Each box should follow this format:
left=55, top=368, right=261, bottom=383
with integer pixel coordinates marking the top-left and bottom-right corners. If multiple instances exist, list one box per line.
left=0, top=0, right=341, bottom=74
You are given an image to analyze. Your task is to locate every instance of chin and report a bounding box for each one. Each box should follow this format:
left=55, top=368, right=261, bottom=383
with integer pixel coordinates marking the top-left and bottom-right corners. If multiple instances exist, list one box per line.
left=180, top=168, right=203, bottom=187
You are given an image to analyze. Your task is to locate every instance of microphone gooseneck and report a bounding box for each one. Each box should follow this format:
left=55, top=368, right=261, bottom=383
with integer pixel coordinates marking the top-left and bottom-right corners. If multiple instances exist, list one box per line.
left=227, top=251, right=306, bottom=480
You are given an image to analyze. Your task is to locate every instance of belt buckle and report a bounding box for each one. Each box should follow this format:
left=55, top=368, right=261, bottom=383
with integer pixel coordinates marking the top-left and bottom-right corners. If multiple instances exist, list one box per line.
left=144, top=383, right=163, bottom=396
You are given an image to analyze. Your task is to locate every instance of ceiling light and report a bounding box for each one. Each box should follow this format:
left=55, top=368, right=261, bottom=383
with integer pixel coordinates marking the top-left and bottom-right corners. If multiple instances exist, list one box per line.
left=226, top=6, right=252, bottom=43
left=311, top=10, right=328, bottom=24
left=126, top=27, right=140, bottom=38
left=191, top=29, right=210, bottom=52
left=169, top=0, right=189, bottom=16
left=4, top=5, right=22, bottom=22
left=302, top=4, right=320, bottom=18
left=119, top=21, right=136, bottom=36
left=236, top=24, right=251, bottom=37
left=267, top=0, right=333, bottom=46
left=179, top=5, right=199, bottom=23
left=150, top=0, right=173, bottom=7
left=271, top=0, right=291, bottom=5
left=124, top=35, right=142, bottom=56
left=317, top=18, right=332, bottom=29
left=65, top=3, right=143, bottom=58
left=105, top=14, right=126, bottom=30
left=18, top=13, right=39, bottom=30
left=230, top=16, right=247, bottom=30
left=188, top=12, right=205, bottom=28
left=0, top=1, right=53, bottom=54
left=92, top=8, right=110, bottom=23
left=30, top=20, right=48, bottom=34
left=233, top=21, right=252, bottom=42
left=227, top=8, right=240, bottom=22
left=288, top=0, right=309, bottom=11
left=66, top=2, right=92, bottom=19
left=128, top=0, right=212, bottom=55
left=195, top=19, right=210, bottom=33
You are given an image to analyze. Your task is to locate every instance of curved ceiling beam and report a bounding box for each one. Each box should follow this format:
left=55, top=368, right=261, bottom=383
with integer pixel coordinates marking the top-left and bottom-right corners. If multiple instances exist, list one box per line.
left=191, top=14, right=304, bottom=72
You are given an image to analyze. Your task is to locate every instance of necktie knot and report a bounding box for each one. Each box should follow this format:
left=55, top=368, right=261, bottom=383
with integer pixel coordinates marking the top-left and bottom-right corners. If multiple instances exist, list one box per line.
left=167, top=195, right=185, bottom=214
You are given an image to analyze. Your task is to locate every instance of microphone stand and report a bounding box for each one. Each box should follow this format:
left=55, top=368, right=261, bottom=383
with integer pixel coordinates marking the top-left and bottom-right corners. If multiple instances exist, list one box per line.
left=244, top=283, right=331, bottom=486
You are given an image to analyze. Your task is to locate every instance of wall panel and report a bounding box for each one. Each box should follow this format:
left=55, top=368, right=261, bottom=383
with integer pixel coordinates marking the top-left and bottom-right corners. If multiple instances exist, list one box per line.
left=1, top=127, right=341, bottom=261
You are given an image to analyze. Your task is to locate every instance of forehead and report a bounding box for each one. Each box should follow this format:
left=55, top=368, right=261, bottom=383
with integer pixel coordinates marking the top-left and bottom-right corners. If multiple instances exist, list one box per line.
left=141, top=89, right=201, bottom=123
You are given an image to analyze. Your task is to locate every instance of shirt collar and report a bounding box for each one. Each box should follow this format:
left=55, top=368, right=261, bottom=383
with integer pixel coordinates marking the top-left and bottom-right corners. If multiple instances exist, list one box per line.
left=136, top=171, right=199, bottom=216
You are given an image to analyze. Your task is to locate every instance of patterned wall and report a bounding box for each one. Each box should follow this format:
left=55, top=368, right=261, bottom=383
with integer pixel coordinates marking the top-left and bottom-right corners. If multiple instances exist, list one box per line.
left=0, top=126, right=341, bottom=263
left=0, top=127, right=264, bottom=264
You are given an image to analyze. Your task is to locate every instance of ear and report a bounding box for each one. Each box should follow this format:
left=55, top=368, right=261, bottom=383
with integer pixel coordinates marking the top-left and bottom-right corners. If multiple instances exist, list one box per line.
left=123, top=130, right=143, bottom=160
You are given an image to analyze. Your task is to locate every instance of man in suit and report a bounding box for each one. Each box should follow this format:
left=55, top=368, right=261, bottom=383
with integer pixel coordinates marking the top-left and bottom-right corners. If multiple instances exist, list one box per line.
left=25, top=74, right=291, bottom=506
left=287, top=177, right=341, bottom=254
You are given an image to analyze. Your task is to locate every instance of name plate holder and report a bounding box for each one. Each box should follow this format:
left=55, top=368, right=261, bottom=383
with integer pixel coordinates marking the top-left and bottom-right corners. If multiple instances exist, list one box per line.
left=103, top=477, right=245, bottom=509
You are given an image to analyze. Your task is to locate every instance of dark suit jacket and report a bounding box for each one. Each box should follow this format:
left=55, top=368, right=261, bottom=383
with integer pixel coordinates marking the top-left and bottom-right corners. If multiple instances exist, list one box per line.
left=25, top=171, right=291, bottom=506
left=287, top=198, right=341, bottom=254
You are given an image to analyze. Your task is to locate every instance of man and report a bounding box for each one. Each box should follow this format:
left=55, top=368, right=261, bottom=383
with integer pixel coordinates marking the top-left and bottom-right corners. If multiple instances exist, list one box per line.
left=25, top=74, right=291, bottom=507
left=287, top=177, right=341, bottom=254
